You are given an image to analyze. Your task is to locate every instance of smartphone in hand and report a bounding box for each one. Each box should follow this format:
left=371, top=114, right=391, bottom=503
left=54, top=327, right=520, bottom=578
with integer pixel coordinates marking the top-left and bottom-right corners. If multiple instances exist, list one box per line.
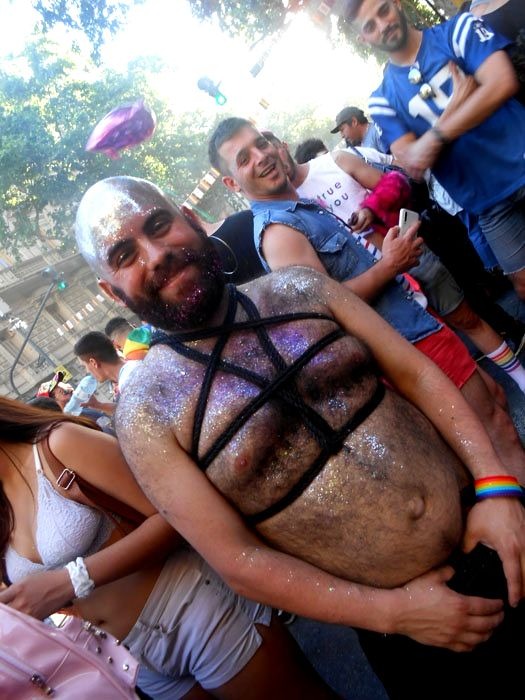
left=398, top=208, right=419, bottom=236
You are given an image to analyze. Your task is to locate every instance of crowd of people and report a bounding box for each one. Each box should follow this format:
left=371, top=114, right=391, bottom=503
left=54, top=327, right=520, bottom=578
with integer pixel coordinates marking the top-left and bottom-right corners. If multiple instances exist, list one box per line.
left=2, top=1, right=525, bottom=698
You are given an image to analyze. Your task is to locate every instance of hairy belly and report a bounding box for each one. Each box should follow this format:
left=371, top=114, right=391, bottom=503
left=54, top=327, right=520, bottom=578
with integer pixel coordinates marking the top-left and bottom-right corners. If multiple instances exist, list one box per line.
left=256, top=391, right=468, bottom=588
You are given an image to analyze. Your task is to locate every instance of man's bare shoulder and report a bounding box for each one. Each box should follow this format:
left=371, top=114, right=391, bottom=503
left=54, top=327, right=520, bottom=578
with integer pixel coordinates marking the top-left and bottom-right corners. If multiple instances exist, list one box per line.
left=241, top=266, right=337, bottom=315
left=332, top=148, right=361, bottom=172
left=115, top=345, right=187, bottom=436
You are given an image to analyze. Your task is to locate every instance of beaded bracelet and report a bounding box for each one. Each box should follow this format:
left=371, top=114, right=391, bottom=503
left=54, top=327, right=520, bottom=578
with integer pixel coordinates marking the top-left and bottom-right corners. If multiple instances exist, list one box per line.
left=474, top=475, right=524, bottom=501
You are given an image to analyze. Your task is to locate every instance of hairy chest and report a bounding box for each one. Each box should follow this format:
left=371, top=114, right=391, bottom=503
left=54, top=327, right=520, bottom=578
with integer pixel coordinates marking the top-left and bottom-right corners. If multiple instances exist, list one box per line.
left=161, top=320, right=378, bottom=513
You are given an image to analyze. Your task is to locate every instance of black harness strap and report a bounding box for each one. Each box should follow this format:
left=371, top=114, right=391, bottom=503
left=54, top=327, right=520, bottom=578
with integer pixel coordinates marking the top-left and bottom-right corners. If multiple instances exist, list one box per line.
left=151, top=285, right=385, bottom=523
left=247, top=380, right=385, bottom=525
left=152, top=286, right=346, bottom=467
left=190, top=283, right=238, bottom=457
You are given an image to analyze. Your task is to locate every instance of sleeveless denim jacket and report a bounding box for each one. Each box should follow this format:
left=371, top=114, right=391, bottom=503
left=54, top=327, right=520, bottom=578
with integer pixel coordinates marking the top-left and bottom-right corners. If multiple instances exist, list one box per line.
left=251, top=198, right=441, bottom=344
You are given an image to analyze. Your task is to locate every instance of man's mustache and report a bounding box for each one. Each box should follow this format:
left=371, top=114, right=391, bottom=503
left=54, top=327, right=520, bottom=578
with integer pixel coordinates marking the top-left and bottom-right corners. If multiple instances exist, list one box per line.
left=145, top=250, right=201, bottom=295
left=382, top=24, right=399, bottom=41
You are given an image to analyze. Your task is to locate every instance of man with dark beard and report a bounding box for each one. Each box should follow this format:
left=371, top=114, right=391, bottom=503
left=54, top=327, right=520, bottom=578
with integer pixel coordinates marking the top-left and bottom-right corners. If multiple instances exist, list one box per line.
left=346, top=0, right=525, bottom=304
left=75, top=176, right=525, bottom=699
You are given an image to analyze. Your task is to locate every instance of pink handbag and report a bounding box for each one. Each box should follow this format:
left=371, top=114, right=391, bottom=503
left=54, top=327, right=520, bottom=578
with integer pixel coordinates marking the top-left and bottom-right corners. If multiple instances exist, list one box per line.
left=0, top=603, right=139, bottom=698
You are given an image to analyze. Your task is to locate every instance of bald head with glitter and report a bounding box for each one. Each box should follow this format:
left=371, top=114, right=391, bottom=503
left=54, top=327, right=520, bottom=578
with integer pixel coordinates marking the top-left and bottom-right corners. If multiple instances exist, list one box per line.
left=75, top=176, right=177, bottom=276
left=75, top=176, right=225, bottom=332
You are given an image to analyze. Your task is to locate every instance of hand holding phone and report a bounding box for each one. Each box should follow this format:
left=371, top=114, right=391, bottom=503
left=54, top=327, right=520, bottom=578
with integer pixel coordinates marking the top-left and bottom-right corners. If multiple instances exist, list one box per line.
left=398, top=208, right=419, bottom=236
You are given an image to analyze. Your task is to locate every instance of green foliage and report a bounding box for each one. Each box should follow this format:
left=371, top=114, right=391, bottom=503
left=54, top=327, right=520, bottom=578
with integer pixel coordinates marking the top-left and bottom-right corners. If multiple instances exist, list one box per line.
left=0, top=28, right=366, bottom=248
left=0, top=37, right=217, bottom=254
left=264, top=106, right=337, bottom=152
left=0, top=0, right=451, bottom=257
left=189, top=0, right=307, bottom=45
left=34, top=0, right=145, bottom=62
left=188, top=0, right=445, bottom=58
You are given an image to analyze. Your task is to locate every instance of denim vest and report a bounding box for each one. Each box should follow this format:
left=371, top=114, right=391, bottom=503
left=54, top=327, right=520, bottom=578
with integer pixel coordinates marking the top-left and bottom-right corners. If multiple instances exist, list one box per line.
left=251, top=199, right=441, bottom=344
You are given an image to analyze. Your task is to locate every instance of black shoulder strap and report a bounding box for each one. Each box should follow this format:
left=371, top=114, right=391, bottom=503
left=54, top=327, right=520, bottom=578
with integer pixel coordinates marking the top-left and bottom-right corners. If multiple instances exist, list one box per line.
left=346, top=144, right=366, bottom=160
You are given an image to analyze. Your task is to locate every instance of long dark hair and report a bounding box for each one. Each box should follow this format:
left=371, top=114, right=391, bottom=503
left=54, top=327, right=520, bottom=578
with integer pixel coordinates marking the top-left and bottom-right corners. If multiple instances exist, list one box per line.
left=0, top=396, right=99, bottom=583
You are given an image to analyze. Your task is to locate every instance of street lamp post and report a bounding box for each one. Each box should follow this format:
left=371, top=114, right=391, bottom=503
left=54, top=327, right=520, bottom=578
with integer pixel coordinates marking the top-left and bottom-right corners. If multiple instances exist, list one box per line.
left=8, top=267, right=65, bottom=398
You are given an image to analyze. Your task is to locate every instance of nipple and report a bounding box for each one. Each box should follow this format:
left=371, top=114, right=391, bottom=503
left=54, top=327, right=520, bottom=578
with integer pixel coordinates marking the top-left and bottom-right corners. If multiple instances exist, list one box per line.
left=407, top=494, right=425, bottom=520
left=232, top=453, right=250, bottom=475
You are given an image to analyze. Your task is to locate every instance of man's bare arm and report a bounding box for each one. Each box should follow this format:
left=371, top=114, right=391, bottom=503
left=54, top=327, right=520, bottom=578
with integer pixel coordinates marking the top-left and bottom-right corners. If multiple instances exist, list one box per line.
left=82, top=394, right=116, bottom=415
left=115, top=380, right=504, bottom=649
left=392, top=53, right=519, bottom=177
left=332, top=150, right=382, bottom=190
left=320, top=271, right=525, bottom=606
left=261, top=221, right=422, bottom=303
left=436, top=52, right=519, bottom=140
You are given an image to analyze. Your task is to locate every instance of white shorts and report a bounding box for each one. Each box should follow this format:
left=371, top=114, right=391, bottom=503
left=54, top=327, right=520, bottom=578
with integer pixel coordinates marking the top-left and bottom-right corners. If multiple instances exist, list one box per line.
left=122, top=548, right=272, bottom=699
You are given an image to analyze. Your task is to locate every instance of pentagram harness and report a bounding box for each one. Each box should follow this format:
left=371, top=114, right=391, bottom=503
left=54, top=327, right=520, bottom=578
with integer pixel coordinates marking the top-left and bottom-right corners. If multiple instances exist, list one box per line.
left=151, top=285, right=385, bottom=524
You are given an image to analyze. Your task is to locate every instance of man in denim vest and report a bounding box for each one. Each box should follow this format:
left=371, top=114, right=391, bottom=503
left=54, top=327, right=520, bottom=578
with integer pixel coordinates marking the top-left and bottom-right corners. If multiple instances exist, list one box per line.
left=209, top=117, right=525, bottom=476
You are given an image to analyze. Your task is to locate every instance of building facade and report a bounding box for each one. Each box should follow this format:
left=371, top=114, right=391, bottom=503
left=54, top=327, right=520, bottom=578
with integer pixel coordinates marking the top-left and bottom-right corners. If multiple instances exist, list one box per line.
left=0, top=242, right=136, bottom=400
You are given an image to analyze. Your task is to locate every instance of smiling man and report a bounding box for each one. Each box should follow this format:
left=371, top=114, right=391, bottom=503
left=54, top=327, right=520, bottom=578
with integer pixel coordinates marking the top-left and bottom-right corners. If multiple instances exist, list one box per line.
left=209, top=117, right=525, bottom=478
left=75, top=175, right=525, bottom=700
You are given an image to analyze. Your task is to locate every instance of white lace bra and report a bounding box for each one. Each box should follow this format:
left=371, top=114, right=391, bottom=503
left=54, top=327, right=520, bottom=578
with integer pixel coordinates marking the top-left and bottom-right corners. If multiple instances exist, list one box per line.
left=5, top=444, right=113, bottom=583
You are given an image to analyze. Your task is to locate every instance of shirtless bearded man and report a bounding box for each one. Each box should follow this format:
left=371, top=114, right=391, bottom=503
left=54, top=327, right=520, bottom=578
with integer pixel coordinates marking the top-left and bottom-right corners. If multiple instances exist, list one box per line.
left=75, top=176, right=525, bottom=699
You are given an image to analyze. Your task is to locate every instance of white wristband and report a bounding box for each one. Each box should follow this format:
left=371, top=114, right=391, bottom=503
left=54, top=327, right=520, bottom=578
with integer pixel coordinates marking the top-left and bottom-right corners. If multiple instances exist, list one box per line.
left=65, top=557, right=95, bottom=599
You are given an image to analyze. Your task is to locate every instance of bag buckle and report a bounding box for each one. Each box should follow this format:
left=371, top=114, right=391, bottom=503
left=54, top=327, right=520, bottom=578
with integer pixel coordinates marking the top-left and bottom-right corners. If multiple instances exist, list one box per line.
left=57, top=468, right=76, bottom=490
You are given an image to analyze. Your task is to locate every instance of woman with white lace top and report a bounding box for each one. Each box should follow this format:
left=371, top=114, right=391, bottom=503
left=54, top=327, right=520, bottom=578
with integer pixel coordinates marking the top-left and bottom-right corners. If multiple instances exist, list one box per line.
left=0, top=397, right=336, bottom=700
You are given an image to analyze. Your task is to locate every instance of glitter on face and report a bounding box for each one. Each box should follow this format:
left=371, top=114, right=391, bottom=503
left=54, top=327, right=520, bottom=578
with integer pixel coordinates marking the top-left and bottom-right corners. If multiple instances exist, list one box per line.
left=75, top=175, right=226, bottom=331
left=75, top=176, right=174, bottom=275
left=110, top=244, right=224, bottom=331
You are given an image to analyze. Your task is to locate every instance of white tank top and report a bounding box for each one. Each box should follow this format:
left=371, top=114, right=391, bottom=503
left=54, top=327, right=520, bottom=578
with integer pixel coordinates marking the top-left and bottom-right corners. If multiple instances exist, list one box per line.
left=5, top=444, right=113, bottom=582
left=296, top=152, right=368, bottom=223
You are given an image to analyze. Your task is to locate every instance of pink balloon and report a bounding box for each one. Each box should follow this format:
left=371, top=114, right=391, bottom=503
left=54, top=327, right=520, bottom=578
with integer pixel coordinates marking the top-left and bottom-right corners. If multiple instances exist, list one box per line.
left=85, top=99, right=156, bottom=159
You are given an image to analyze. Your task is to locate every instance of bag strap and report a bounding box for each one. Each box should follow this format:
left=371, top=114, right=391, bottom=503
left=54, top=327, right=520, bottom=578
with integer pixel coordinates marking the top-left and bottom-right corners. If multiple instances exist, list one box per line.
left=40, top=435, right=145, bottom=526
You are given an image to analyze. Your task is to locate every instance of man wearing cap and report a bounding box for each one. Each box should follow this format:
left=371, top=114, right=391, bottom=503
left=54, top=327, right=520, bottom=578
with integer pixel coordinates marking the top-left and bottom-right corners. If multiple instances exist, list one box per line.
left=331, top=106, right=386, bottom=152
left=36, top=371, right=74, bottom=410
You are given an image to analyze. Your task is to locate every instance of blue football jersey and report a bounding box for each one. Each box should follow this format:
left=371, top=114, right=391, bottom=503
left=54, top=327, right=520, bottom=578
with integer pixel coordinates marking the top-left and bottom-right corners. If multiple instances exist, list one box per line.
left=369, top=13, right=525, bottom=214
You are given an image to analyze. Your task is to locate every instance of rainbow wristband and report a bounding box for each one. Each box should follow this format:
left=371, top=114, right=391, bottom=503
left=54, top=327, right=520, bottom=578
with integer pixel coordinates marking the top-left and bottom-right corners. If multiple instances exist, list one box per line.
left=474, top=475, right=523, bottom=501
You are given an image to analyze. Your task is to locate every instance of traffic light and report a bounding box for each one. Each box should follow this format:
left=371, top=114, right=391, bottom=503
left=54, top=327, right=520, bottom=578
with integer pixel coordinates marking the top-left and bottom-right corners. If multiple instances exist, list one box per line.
left=197, top=76, right=227, bottom=106
left=42, top=267, right=68, bottom=290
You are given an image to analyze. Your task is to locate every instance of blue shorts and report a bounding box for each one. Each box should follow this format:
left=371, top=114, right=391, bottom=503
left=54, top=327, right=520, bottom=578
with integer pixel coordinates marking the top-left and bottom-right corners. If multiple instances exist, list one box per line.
left=478, top=186, right=525, bottom=274
left=123, top=548, right=272, bottom=699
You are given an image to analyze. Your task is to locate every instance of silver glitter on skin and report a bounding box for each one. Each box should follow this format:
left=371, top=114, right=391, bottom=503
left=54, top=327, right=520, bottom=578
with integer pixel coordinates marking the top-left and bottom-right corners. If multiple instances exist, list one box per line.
left=360, top=433, right=387, bottom=460
left=113, top=264, right=471, bottom=591
left=75, top=177, right=173, bottom=276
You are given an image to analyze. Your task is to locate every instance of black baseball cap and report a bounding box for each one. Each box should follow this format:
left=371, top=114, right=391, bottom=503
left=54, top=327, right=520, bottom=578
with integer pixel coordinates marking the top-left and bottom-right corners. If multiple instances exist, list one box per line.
left=330, top=107, right=366, bottom=133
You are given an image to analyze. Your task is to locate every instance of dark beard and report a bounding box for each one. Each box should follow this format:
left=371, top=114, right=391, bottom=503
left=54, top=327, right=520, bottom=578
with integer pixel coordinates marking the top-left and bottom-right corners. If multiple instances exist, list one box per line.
left=380, top=11, right=409, bottom=52
left=111, top=240, right=225, bottom=332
